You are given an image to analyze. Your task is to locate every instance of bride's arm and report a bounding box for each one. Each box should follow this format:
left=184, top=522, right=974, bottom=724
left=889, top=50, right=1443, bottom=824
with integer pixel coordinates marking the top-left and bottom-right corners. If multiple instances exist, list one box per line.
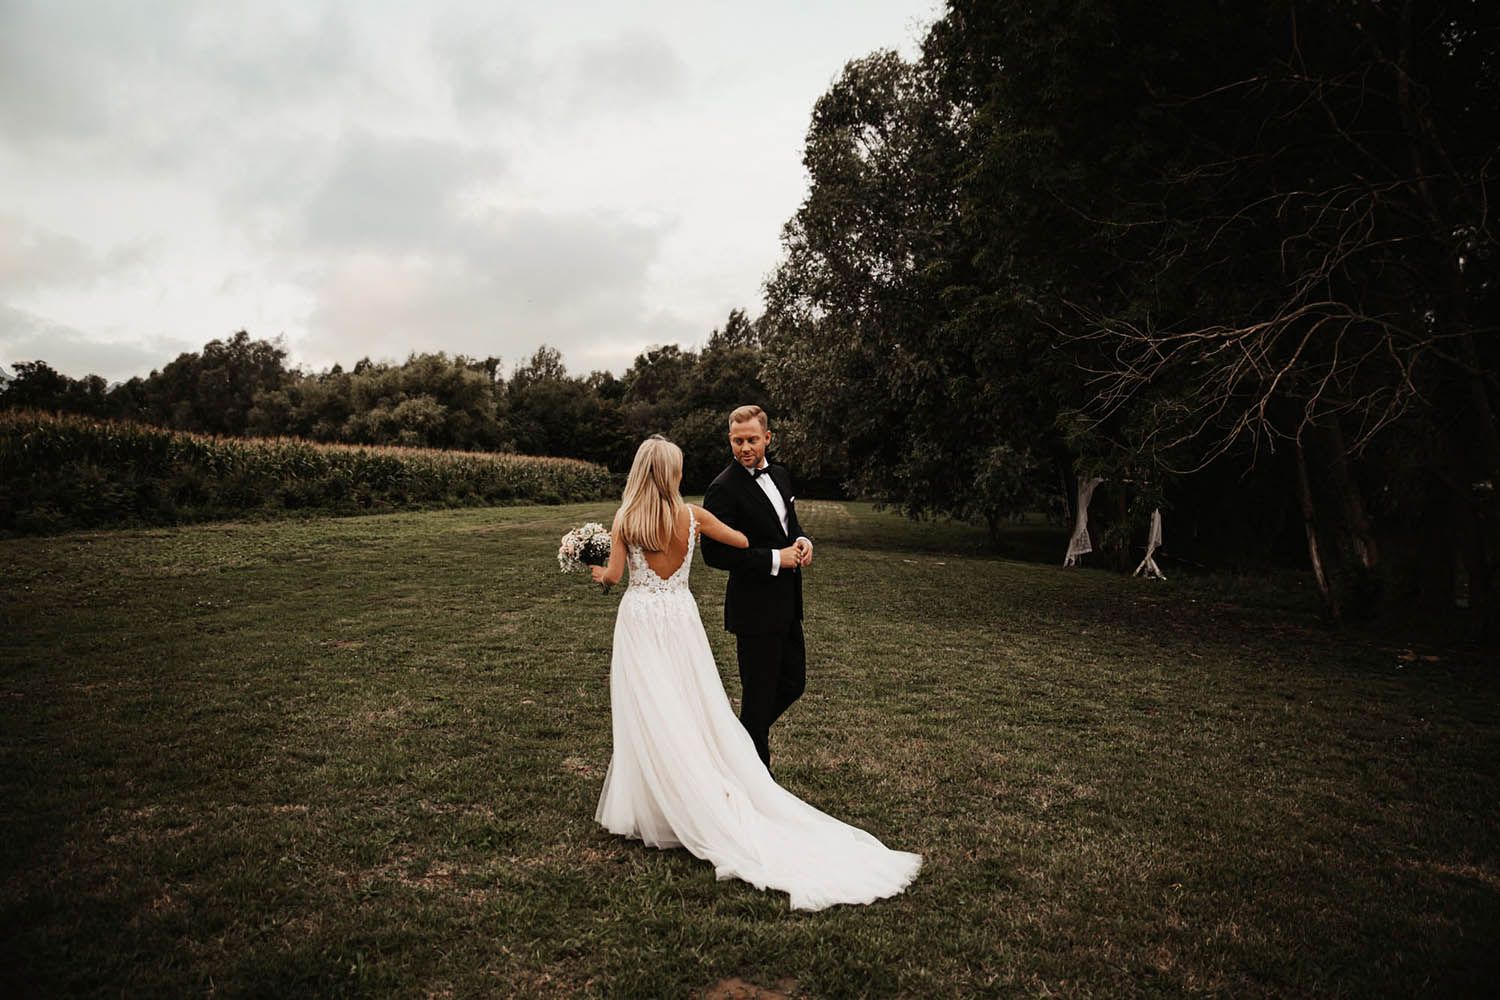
left=591, top=510, right=628, bottom=586
left=692, top=504, right=749, bottom=548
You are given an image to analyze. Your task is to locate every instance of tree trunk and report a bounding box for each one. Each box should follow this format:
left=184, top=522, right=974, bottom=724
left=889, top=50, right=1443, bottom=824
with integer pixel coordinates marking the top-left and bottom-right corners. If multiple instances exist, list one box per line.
left=1325, top=420, right=1379, bottom=573
left=1115, top=487, right=1130, bottom=572
left=1061, top=467, right=1075, bottom=528
left=1295, top=437, right=1341, bottom=621
left=986, top=512, right=1002, bottom=548
left=1450, top=331, right=1500, bottom=643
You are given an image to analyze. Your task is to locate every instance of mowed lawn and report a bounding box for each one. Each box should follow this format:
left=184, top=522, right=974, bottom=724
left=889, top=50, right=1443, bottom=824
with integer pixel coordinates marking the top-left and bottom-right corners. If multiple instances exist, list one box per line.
left=2, top=501, right=1497, bottom=997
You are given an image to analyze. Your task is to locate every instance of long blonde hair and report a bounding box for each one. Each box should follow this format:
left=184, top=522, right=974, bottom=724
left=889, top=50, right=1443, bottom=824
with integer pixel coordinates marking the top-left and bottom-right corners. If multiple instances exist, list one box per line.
left=617, top=435, right=685, bottom=552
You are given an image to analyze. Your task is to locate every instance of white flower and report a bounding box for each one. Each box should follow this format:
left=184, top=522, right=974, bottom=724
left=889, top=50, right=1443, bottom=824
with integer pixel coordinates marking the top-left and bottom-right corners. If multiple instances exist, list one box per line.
left=558, top=521, right=612, bottom=575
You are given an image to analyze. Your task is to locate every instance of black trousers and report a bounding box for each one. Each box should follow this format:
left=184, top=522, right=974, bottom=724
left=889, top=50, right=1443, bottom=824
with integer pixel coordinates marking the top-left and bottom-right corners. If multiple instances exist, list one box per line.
left=735, top=621, right=806, bottom=769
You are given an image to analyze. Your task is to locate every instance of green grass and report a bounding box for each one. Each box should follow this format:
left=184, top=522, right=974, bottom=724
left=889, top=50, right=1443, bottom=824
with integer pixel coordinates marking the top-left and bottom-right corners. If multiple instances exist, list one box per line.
left=2, top=500, right=1497, bottom=997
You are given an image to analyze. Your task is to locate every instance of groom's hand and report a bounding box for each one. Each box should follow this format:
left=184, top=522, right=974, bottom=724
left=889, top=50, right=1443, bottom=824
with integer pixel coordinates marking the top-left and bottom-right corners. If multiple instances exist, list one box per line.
left=793, top=537, right=813, bottom=567
left=778, top=544, right=802, bottom=569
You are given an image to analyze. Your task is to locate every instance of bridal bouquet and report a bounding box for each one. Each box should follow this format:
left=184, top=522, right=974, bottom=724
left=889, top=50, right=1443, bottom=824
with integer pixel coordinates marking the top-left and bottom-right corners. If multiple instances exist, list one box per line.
left=558, top=521, right=613, bottom=592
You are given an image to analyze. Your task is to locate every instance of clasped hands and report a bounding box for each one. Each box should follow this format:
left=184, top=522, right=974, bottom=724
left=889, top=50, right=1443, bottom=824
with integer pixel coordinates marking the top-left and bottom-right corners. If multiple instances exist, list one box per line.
left=780, top=537, right=814, bottom=570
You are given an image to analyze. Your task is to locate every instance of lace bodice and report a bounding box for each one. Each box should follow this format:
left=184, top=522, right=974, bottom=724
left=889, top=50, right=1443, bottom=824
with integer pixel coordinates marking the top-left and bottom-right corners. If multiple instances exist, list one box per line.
left=626, top=506, right=696, bottom=595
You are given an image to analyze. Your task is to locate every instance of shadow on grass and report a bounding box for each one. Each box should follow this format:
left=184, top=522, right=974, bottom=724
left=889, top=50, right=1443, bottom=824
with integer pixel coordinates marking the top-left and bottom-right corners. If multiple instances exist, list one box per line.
left=795, top=500, right=1067, bottom=564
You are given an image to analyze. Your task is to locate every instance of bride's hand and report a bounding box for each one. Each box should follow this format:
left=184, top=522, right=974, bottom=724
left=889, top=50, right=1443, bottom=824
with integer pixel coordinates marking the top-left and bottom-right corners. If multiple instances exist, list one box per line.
left=591, top=565, right=608, bottom=584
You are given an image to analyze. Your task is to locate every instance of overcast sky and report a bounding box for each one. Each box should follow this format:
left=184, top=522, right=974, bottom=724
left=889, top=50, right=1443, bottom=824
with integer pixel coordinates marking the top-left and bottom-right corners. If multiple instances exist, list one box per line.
left=0, top=0, right=937, bottom=383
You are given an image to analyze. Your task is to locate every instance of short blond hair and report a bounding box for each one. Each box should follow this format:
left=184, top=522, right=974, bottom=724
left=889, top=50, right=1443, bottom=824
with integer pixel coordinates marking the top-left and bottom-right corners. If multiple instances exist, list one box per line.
left=728, top=404, right=768, bottom=431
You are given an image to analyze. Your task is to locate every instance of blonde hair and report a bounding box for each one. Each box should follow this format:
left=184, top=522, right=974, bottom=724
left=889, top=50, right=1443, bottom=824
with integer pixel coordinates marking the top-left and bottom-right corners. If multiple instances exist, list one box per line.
left=617, top=435, right=685, bottom=552
left=728, top=404, right=768, bottom=431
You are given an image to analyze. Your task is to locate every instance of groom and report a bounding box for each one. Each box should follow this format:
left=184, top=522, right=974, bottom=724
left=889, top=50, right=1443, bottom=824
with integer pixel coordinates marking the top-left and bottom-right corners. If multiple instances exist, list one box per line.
left=701, top=404, right=813, bottom=773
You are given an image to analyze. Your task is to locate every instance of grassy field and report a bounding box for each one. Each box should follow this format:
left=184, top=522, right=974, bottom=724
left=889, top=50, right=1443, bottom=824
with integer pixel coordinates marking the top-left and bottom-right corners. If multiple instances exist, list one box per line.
left=2, top=501, right=1497, bottom=997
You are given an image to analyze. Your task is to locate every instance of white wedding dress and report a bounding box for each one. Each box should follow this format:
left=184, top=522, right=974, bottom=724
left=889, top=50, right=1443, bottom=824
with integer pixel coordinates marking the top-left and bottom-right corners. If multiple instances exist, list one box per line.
left=594, top=507, right=922, bottom=911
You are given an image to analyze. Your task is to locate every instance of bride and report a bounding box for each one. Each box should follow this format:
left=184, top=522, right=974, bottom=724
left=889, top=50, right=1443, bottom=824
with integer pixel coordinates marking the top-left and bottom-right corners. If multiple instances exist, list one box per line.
left=590, top=435, right=921, bottom=911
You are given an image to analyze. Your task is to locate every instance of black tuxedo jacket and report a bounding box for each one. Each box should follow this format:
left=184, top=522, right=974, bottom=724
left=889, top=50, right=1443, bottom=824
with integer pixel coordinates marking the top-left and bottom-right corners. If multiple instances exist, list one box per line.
left=701, top=460, right=807, bottom=635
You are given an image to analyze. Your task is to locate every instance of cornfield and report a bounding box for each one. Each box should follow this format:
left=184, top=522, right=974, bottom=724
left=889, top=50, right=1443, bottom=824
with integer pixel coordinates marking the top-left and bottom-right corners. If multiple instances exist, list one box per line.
left=0, top=409, right=614, bottom=535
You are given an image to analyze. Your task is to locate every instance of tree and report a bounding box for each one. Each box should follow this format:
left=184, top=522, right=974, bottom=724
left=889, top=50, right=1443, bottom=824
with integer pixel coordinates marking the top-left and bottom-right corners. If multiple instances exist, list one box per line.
left=763, top=0, right=1498, bottom=636
left=2, top=361, right=76, bottom=411
left=764, top=44, right=1069, bottom=536
left=1053, top=1, right=1500, bottom=629
left=321, top=351, right=506, bottom=450
left=0, top=361, right=119, bottom=417
left=508, top=345, right=568, bottom=390
left=706, top=308, right=761, bottom=352
left=142, top=331, right=290, bottom=435
left=506, top=345, right=627, bottom=465
left=622, top=345, right=697, bottom=413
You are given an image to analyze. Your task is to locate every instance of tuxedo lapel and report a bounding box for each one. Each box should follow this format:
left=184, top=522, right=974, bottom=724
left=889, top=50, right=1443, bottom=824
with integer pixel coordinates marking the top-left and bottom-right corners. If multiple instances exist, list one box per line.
left=768, top=466, right=793, bottom=512
left=740, top=465, right=789, bottom=542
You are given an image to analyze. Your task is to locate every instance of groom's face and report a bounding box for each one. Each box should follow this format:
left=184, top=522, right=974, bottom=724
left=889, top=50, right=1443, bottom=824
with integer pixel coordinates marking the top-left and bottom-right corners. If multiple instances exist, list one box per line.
left=729, top=419, right=770, bottom=470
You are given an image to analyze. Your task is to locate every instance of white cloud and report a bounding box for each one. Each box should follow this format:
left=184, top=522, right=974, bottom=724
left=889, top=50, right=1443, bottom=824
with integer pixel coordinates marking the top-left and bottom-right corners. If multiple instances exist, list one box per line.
left=567, top=32, right=688, bottom=112
left=0, top=214, right=143, bottom=293
left=0, top=0, right=939, bottom=384
left=435, top=16, right=688, bottom=124
left=0, top=304, right=195, bottom=382
left=298, top=206, right=678, bottom=372
left=435, top=14, right=546, bottom=117
left=297, top=131, right=507, bottom=251
left=0, top=1, right=361, bottom=160
left=0, top=0, right=144, bottom=147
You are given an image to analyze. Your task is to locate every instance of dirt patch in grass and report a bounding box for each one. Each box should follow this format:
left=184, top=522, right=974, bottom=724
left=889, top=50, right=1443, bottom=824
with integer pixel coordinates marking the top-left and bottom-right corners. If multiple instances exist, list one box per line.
left=702, top=976, right=801, bottom=999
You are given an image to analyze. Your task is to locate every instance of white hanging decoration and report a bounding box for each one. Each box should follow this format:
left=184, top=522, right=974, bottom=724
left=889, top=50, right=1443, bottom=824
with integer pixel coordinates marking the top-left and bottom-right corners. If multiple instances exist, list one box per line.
left=1063, top=476, right=1104, bottom=566
left=1133, top=507, right=1166, bottom=579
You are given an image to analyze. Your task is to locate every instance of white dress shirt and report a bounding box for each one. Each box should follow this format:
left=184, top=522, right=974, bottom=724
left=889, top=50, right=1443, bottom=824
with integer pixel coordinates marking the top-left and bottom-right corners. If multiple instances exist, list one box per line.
left=748, top=460, right=810, bottom=576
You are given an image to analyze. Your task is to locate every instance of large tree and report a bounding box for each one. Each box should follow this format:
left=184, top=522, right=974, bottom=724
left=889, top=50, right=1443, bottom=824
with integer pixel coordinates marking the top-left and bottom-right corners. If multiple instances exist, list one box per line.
left=763, top=0, right=1500, bottom=636
left=0, top=361, right=111, bottom=416
left=142, top=331, right=290, bottom=436
left=1050, top=0, right=1500, bottom=628
left=764, top=39, right=1075, bottom=538
left=506, top=346, right=627, bottom=466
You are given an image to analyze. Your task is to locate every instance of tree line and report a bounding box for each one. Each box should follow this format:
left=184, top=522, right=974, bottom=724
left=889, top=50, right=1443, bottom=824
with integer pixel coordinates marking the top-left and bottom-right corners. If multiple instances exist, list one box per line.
left=0, top=311, right=770, bottom=493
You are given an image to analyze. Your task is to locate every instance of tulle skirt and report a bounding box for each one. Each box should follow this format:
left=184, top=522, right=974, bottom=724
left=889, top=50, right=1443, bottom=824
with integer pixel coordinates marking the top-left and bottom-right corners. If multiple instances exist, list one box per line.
left=594, top=587, right=922, bottom=911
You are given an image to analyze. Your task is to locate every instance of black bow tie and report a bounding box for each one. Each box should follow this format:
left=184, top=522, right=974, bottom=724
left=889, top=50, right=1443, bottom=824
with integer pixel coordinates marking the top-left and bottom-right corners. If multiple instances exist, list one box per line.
left=751, top=466, right=769, bottom=479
